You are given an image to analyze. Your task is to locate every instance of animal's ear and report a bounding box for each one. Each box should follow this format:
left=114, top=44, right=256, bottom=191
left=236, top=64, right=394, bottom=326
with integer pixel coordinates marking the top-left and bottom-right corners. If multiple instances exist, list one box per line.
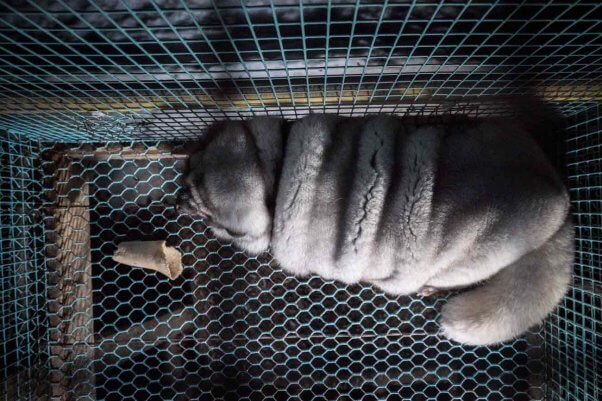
left=210, top=122, right=255, bottom=154
left=200, top=122, right=261, bottom=180
left=175, top=121, right=228, bottom=171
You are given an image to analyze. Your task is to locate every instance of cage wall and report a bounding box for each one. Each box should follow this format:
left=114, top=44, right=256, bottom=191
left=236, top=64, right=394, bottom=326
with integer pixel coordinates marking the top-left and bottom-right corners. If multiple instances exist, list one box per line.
left=546, top=103, right=601, bottom=401
left=0, top=0, right=600, bottom=141
left=1, top=132, right=46, bottom=401
left=0, top=1, right=600, bottom=401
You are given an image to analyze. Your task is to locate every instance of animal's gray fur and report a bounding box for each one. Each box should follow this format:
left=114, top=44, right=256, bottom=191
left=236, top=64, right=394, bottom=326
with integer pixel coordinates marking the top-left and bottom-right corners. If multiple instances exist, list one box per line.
left=178, top=114, right=573, bottom=346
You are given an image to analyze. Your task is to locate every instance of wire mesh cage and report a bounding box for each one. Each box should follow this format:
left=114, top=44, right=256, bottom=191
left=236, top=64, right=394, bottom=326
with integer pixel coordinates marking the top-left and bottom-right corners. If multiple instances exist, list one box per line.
left=0, top=1, right=600, bottom=401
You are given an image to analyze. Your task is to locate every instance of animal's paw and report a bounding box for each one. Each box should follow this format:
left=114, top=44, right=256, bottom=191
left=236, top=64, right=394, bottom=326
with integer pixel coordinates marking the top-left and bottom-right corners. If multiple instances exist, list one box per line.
left=417, top=286, right=439, bottom=297
left=440, top=294, right=503, bottom=346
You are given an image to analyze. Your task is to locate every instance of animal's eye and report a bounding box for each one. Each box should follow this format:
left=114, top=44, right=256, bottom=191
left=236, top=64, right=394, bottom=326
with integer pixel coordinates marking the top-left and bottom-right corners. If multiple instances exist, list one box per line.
left=224, top=228, right=246, bottom=238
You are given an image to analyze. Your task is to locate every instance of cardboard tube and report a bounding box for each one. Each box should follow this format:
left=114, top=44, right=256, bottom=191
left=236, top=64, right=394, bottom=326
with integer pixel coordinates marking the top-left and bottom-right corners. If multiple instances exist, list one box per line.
left=112, top=240, right=183, bottom=280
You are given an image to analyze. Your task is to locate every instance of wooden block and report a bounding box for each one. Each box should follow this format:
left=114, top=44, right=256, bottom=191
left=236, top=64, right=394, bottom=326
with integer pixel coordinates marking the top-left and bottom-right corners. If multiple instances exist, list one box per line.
left=46, top=158, right=96, bottom=401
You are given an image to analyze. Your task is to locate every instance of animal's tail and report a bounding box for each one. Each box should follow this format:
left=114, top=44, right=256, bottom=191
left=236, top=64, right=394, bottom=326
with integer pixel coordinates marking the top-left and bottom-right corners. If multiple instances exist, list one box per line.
left=440, top=217, right=574, bottom=346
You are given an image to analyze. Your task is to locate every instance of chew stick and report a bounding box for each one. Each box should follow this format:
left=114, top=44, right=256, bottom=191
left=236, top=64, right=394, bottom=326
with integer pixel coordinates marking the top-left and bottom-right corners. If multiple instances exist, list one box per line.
left=112, top=240, right=183, bottom=280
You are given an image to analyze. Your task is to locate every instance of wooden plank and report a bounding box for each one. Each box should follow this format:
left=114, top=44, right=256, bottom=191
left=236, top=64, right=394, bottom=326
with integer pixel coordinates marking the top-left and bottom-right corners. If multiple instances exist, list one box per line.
left=46, top=159, right=96, bottom=401
left=62, top=143, right=188, bottom=161
left=0, top=87, right=600, bottom=116
left=63, top=147, right=188, bottom=161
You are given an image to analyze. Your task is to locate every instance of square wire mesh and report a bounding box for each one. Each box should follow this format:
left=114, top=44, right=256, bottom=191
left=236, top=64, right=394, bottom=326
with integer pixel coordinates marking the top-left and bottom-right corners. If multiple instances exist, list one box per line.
left=0, top=0, right=600, bottom=141
left=0, top=131, right=46, bottom=401
left=544, top=103, right=601, bottom=401
left=0, top=1, right=600, bottom=401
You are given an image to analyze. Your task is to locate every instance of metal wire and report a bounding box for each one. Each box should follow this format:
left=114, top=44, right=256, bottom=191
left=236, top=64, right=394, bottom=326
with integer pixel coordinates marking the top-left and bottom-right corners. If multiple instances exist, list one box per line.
left=0, top=130, right=46, bottom=401
left=36, top=141, right=546, bottom=401
left=0, top=1, right=600, bottom=401
left=545, top=103, right=601, bottom=401
left=0, top=0, right=599, bottom=141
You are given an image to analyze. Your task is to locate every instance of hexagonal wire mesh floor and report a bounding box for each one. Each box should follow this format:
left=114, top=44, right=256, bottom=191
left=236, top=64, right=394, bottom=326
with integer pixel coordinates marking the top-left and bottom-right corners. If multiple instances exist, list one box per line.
left=38, top=135, right=547, bottom=401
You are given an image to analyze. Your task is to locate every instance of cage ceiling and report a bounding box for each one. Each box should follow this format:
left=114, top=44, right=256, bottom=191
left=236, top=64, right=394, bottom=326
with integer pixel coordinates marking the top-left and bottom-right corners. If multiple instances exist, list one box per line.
left=0, top=0, right=600, bottom=141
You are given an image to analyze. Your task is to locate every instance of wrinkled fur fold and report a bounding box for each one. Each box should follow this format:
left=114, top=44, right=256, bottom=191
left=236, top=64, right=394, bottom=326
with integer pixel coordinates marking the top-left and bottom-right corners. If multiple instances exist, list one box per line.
left=178, top=115, right=573, bottom=345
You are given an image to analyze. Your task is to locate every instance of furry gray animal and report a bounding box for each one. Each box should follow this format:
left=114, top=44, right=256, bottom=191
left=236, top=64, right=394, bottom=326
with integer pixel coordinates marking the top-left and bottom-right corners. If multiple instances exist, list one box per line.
left=177, top=115, right=573, bottom=346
